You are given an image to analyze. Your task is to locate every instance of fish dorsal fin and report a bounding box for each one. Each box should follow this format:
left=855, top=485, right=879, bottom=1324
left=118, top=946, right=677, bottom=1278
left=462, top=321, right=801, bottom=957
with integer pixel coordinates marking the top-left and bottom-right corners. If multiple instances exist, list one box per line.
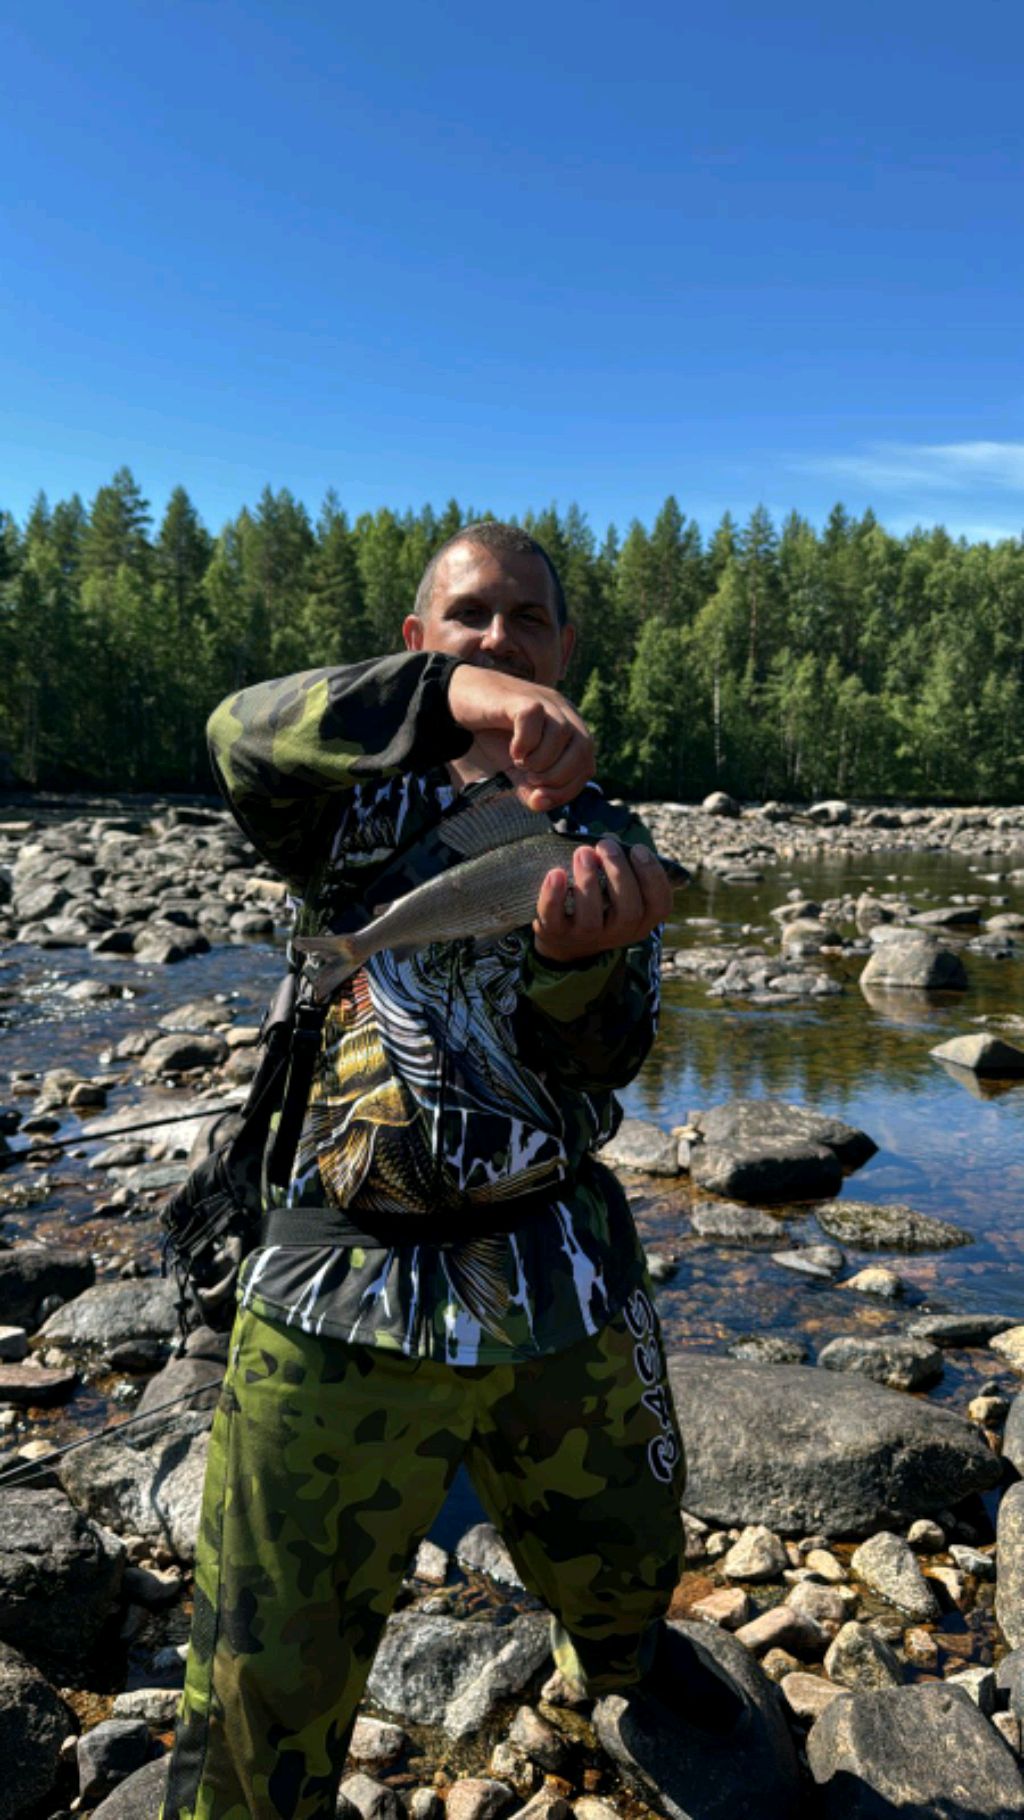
left=438, top=788, right=546, bottom=858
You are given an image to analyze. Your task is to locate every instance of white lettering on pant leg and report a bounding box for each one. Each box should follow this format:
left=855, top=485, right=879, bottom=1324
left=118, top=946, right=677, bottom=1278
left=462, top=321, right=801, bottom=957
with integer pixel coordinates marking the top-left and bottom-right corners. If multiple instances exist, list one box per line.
left=623, top=1288, right=681, bottom=1485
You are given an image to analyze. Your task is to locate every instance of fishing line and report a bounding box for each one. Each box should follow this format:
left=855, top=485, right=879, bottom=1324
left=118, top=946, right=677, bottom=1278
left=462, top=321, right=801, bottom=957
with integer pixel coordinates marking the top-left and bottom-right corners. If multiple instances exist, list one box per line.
left=0, top=1379, right=222, bottom=1492
left=0, top=1103, right=244, bottom=1169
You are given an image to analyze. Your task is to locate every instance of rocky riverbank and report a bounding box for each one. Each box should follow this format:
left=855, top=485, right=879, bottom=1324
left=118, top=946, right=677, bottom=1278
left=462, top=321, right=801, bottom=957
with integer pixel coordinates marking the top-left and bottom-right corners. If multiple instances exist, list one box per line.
left=1, top=796, right=1024, bottom=1817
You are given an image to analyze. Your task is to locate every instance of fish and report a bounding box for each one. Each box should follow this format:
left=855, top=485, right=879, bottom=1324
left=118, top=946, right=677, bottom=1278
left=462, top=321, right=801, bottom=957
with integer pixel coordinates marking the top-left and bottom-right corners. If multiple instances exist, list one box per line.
left=293, top=785, right=689, bottom=997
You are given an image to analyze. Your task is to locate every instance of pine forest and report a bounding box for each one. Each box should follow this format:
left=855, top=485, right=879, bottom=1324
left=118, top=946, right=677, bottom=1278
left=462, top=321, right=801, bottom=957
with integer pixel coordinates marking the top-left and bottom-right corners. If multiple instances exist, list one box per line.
left=2, top=469, right=1023, bottom=804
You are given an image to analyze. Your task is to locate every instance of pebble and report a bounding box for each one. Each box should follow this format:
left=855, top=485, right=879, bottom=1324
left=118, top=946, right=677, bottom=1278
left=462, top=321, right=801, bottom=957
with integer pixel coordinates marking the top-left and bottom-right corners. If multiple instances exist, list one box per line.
left=903, top=1628, right=940, bottom=1669
left=949, top=1543, right=996, bottom=1579
left=784, top=1580, right=848, bottom=1633
left=840, top=1266, right=904, bottom=1299
left=824, top=1621, right=904, bottom=1689
left=929, top=1564, right=968, bottom=1609
left=907, top=1518, right=946, bottom=1552
left=690, top=1587, right=751, bottom=1630
left=734, top=1604, right=828, bottom=1658
left=507, top=1707, right=572, bottom=1776
left=719, top=1523, right=788, bottom=1582
left=349, top=1718, right=408, bottom=1770
left=850, top=1531, right=939, bottom=1621
left=445, top=1780, right=517, bottom=1820
left=780, top=1671, right=843, bottom=1722
left=772, top=1245, right=845, bottom=1279
left=945, top=1665, right=996, bottom=1715
left=993, top=1713, right=1023, bottom=1754
left=761, top=1647, right=801, bottom=1681
left=804, top=1547, right=848, bottom=1584
left=412, top=1540, right=449, bottom=1585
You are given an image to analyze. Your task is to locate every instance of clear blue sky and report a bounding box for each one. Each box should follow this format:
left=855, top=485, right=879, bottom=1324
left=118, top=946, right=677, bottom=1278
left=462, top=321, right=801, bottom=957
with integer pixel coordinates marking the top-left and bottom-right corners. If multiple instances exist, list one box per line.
left=3, top=0, right=1022, bottom=544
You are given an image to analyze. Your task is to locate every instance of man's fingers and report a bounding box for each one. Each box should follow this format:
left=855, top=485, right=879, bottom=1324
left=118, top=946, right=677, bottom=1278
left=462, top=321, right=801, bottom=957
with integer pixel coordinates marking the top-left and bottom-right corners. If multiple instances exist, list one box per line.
left=570, top=847, right=606, bottom=934
left=631, top=844, right=673, bottom=922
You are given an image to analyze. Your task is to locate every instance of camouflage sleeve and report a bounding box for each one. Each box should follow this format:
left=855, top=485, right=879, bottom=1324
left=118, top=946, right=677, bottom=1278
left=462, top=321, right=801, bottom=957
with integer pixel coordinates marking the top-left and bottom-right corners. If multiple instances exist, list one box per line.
left=207, top=652, right=472, bottom=889
left=517, top=933, right=661, bottom=1093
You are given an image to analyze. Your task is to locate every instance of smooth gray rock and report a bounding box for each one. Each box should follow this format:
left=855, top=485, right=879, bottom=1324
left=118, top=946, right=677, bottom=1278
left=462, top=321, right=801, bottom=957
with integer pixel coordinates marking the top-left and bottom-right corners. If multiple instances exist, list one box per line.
left=806, top=1682, right=1024, bottom=1817
left=78, top=1719, right=152, bottom=1801
left=0, top=1640, right=73, bottom=1820
left=365, top=1610, right=550, bottom=1738
left=690, top=1202, right=783, bottom=1244
left=594, top=1619, right=801, bottom=1820
left=693, top=1100, right=876, bottom=1170
left=0, top=1244, right=95, bottom=1330
left=850, top=1531, right=939, bottom=1621
left=931, top=1033, right=1024, bottom=1075
left=692, top=1137, right=843, bottom=1205
left=727, top=1335, right=809, bottom=1364
left=60, top=1416, right=210, bottom=1562
left=599, top=1118, right=680, bottom=1175
left=815, top=1200, right=971, bottom=1252
left=143, top=1031, right=228, bottom=1074
left=909, top=905, right=982, bottom=929
left=817, top=1335, right=944, bottom=1392
left=90, top=1755, right=169, bottom=1819
left=859, top=934, right=968, bottom=991
left=39, top=1277, right=180, bottom=1350
left=0, top=1487, right=125, bottom=1675
left=773, top=1244, right=845, bottom=1278
left=996, top=1647, right=1024, bottom=1719
left=667, top=1356, right=1001, bottom=1535
left=456, top=1522, right=524, bottom=1589
left=997, top=1482, right=1024, bottom=1649
left=340, top=1773, right=405, bottom=1820
left=908, top=1312, right=1018, bottom=1346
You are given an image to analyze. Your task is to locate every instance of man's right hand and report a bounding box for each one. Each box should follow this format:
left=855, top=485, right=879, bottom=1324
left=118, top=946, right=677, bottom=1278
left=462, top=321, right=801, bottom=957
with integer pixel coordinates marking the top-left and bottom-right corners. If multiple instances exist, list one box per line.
left=447, top=666, right=595, bottom=812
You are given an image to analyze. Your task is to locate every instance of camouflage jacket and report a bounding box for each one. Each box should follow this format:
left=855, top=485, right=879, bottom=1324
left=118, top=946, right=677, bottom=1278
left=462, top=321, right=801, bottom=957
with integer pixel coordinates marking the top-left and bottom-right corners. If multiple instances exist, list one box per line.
left=208, top=652, right=660, bottom=1365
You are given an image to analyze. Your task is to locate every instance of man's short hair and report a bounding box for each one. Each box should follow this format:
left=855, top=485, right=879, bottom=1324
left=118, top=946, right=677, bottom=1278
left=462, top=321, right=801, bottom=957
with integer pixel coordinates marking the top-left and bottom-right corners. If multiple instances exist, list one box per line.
left=414, top=521, right=568, bottom=627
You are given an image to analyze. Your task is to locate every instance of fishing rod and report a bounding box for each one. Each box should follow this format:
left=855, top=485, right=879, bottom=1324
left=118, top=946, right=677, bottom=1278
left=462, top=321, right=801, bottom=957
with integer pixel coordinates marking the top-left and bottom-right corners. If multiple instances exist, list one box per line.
left=0, top=1378, right=222, bottom=1492
left=0, top=1103, right=245, bottom=1169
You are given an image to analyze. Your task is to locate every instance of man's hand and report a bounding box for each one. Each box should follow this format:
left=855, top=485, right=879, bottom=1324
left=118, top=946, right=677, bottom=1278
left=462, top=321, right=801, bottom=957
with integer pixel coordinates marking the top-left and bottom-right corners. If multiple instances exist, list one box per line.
left=533, top=839, right=672, bottom=963
left=447, top=666, right=594, bottom=811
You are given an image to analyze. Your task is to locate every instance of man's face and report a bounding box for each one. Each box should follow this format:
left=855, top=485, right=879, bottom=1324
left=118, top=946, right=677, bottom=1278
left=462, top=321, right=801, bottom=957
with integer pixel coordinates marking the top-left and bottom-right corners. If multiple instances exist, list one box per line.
left=403, top=542, right=574, bottom=686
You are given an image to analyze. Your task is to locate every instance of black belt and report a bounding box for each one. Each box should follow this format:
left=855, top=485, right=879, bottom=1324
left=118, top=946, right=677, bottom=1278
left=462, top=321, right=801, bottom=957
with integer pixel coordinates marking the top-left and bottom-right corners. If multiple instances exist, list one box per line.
left=261, top=1184, right=565, bottom=1252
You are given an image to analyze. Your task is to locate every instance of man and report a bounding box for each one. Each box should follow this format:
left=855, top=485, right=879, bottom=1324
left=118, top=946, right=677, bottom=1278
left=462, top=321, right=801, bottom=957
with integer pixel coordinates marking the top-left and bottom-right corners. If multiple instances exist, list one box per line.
left=163, top=523, right=687, bottom=1820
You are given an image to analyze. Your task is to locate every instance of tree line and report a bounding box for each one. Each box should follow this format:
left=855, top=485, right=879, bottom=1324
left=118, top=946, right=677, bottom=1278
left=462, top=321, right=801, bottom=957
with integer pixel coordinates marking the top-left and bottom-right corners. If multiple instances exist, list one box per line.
left=1, top=469, right=1022, bottom=803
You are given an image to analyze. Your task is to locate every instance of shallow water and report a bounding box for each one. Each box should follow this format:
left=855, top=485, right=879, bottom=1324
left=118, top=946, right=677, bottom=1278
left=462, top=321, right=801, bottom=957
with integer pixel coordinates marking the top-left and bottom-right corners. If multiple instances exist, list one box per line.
left=621, top=848, right=1024, bottom=1397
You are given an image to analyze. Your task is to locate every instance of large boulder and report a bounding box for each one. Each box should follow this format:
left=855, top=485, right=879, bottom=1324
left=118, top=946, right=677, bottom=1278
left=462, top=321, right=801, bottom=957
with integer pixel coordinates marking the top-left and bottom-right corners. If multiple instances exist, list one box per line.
left=38, top=1277, right=180, bottom=1352
left=692, top=1100, right=876, bottom=1170
left=0, top=1244, right=95, bottom=1331
left=0, top=1487, right=124, bottom=1676
left=59, top=1417, right=210, bottom=1563
left=365, top=1610, right=549, bottom=1739
left=806, top=1683, right=1024, bottom=1817
left=931, top=1033, right=1024, bottom=1075
left=0, top=1640, right=74, bottom=1820
left=859, top=934, right=967, bottom=991
left=594, top=1619, right=801, bottom=1820
left=667, top=1356, right=1001, bottom=1536
left=690, top=1138, right=842, bottom=1205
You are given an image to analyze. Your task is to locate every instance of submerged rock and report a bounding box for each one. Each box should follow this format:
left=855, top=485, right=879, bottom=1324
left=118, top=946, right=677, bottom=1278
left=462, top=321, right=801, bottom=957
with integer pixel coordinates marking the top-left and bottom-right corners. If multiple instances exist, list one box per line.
left=814, top=1200, right=971, bottom=1252
left=666, top=1356, right=1000, bottom=1535
left=816, top=1335, right=943, bottom=1392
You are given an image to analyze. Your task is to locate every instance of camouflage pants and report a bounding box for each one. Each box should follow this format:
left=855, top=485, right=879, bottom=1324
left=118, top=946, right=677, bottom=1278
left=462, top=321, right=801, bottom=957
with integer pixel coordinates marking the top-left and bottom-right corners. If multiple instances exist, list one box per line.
left=162, top=1290, right=685, bottom=1820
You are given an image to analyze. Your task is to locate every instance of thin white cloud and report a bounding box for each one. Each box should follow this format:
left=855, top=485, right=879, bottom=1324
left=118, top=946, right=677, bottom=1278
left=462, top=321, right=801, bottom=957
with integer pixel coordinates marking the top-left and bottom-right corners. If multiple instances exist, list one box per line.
left=802, top=441, right=1024, bottom=496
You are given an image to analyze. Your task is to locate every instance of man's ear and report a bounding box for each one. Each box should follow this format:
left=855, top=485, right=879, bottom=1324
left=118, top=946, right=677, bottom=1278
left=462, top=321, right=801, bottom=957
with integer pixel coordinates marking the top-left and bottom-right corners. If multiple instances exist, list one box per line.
left=558, top=622, right=576, bottom=679
left=402, top=614, right=424, bottom=652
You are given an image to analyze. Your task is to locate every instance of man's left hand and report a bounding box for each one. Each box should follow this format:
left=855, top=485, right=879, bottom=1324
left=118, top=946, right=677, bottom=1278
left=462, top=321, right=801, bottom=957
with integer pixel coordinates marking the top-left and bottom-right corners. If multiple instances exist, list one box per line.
left=532, top=839, right=672, bottom=964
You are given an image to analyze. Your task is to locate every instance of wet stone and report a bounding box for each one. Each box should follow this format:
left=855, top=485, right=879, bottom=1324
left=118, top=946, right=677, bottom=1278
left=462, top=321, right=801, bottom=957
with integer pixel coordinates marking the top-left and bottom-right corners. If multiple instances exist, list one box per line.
left=772, top=1244, right=845, bottom=1278
left=840, top=1266, right=903, bottom=1299
left=815, top=1200, right=972, bottom=1252
left=850, top=1531, right=939, bottom=1622
left=340, top=1773, right=405, bottom=1820
left=689, top=1202, right=782, bottom=1244
left=816, top=1334, right=944, bottom=1392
